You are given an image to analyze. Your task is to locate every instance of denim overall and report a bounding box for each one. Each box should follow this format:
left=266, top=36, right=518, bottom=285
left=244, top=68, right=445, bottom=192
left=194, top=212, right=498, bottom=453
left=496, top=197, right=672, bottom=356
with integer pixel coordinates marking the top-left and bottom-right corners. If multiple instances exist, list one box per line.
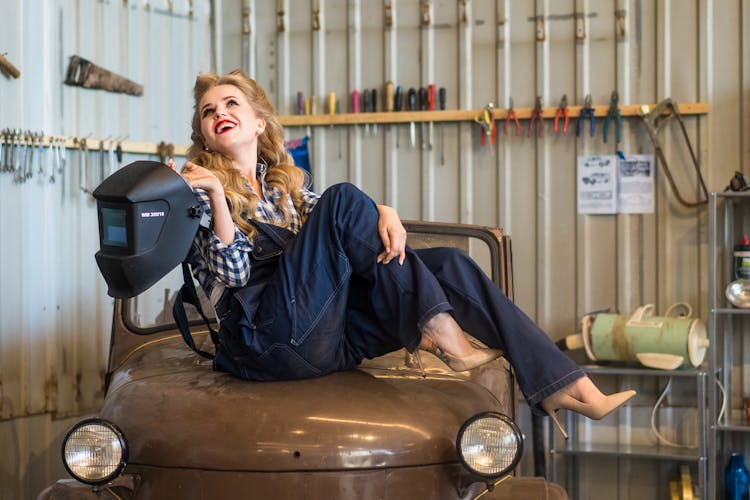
left=211, top=183, right=583, bottom=411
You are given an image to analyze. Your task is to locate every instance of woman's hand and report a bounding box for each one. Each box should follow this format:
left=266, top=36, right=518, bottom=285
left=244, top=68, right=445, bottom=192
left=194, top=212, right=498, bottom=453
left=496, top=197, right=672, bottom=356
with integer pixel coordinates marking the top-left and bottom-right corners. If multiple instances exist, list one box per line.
left=376, top=204, right=407, bottom=265
left=175, top=160, right=224, bottom=195
left=168, top=159, right=235, bottom=245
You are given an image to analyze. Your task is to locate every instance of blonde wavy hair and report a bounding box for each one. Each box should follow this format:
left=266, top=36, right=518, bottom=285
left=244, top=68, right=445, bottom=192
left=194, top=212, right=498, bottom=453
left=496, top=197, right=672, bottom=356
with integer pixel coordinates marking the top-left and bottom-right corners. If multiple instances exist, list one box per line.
left=187, top=70, right=307, bottom=239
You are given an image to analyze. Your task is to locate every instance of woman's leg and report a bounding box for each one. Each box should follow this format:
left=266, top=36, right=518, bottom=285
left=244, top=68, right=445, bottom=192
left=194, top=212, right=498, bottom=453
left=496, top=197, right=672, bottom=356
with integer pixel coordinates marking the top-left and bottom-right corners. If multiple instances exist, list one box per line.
left=256, top=183, right=456, bottom=376
left=413, top=247, right=586, bottom=412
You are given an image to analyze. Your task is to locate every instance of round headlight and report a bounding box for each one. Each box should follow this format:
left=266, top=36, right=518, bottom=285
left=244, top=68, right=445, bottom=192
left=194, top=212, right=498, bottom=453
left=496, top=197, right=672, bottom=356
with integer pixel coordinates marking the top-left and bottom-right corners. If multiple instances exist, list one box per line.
left=457, top=412, right=523, bottom=479
left=62, top=418, right=128, bottom=485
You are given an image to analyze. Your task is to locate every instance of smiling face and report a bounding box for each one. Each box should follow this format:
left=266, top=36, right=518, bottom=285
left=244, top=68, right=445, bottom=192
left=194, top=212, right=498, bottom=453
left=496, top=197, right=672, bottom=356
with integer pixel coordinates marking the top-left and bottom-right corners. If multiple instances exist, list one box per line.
left=198, top=84, right=266, bottom=158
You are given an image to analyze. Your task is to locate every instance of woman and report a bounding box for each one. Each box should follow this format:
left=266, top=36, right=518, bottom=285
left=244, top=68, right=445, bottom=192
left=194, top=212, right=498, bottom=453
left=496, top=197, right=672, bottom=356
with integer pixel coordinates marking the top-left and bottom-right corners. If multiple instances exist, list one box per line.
left=176, top=69, right=635, bottom=439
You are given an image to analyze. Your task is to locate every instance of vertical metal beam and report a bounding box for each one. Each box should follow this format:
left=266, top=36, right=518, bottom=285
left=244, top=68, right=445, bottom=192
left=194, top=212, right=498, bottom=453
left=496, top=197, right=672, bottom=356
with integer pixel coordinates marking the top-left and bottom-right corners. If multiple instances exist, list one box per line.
left=703, top=1, right=716, bottom=497
left=497, top=0, right=511, bottom=233
left=276, top=0, right=290, bottom=114
left=420, top=0, right=435, bottom=219
left=348, top=0, right=362, bottom=186
left=311, top=0, right=327, bottom=189
left=383, top=0, right=399, bottom=207
left=457, top=0, right=473, bottom=223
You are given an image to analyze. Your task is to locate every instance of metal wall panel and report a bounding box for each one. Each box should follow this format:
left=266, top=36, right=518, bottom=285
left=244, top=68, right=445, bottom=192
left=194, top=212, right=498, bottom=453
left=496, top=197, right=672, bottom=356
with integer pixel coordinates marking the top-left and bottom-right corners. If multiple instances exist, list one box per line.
left=226, top=1, right=748, bottom=497
left=0, top=0, right=211, bottom=498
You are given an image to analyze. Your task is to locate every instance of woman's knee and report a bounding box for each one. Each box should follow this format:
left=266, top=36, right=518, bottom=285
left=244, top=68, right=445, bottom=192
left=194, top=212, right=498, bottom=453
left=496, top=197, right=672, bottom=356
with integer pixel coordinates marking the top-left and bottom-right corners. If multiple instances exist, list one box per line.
left=321, top=182, right=367, bottom=204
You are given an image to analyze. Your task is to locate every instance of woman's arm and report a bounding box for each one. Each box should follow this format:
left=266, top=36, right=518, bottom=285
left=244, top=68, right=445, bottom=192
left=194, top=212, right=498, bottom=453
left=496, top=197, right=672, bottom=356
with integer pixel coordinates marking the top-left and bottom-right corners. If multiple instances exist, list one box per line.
left=376, top=204, right=407, bottom=265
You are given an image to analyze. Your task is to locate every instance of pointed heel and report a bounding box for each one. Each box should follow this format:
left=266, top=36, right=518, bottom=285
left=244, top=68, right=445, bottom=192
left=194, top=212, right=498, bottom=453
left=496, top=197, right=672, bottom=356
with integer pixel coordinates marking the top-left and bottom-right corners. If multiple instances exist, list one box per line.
left=542, top=406, right=569, bottom=440
left=413, top=350, right=427, bottom=378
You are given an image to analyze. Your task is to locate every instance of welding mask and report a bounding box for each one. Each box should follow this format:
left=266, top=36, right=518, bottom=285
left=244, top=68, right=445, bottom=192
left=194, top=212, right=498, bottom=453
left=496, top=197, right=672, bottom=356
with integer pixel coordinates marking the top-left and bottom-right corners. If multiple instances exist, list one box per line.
left=93, top=161, right=202, bottom=298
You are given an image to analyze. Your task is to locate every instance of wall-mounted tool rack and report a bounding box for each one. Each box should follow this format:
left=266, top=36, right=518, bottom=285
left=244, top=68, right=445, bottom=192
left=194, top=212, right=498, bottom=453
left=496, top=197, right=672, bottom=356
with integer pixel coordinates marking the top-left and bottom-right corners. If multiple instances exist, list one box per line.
left=0, top=102, right=707, bottom=160
left=279, top=102, right=708, bottom=127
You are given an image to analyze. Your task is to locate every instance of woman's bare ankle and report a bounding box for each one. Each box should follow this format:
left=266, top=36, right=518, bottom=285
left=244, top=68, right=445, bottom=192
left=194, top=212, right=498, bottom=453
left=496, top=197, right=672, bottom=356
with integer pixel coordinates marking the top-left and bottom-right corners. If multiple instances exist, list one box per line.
left=421, top=312, right=474, bottom=358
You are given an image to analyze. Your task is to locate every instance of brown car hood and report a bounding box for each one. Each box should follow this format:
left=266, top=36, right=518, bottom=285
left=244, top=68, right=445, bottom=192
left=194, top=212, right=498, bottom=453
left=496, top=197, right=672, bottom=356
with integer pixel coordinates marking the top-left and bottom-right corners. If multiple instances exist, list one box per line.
left=102, top=334, right=511, bottom=472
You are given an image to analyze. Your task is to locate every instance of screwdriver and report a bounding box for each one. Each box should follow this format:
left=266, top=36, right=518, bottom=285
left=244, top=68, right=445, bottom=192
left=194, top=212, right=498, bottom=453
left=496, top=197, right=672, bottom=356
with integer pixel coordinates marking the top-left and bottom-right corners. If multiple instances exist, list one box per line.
left=384, top=81, right=394, bottom=144
left=363, top=89, right=371, bottom=134
left=371, top=88, right=378, bottom=134
left=427, top=84, right=435, bottom=150
left=328, top=91, right=341, bottom=158
left=418, top=87, right=428, bottom=149
left=352, top=90, right=360, bottom=136
left=394, top=85, right=403, bottom=148
left=438, top=87, right=446, bottom=164
left=407, top=87, right=416, bottom=148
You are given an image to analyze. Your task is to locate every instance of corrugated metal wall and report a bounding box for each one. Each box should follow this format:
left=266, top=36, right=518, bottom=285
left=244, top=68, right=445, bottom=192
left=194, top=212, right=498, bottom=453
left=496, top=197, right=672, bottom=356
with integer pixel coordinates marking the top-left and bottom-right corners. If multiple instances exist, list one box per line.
left=216, top=1, right=747, bottom=498
left=0, top=0, right=211, bottom=498
left=0, top=0, right=748, bottom=498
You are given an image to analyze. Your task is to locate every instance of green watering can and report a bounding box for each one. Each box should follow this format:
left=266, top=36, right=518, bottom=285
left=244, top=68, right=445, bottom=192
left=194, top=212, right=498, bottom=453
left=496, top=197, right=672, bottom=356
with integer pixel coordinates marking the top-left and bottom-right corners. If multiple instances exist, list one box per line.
left=581, top=303, right=709, bottom=369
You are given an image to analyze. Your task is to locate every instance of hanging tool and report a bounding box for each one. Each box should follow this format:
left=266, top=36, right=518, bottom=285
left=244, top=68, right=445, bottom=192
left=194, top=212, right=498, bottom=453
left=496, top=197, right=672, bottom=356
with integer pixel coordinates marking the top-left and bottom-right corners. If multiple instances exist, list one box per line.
left=641, top=98, right=708, bottom=208
left=438, top=87, right=446, bottom=164
left=394, top=85, right=403, bottom=148
left=504, top=98, right=520, bottom=136
left=475, top=102, right=496, bottom=145
left=384, top=81, right=394, bottom=144
left=603, top=90, right=622, bottom=144
left=528, top=96, right=543, bottom=138
left=554, top=94, right=569, bottom=134
left=427, top=84, right=435, bottom=150
left=362, top=89, right=370, bottom=134
left=0, top=53, right=20, bottom=79
left=352, top=89, right=360, bottom=137
left=65, top=55, right=143, bottom=96
left=576, top=94, right=595, bottom=137
left=328, top=91, right=341, bottom=159
left=407, top=87, right=417, bottom=148
left=419, top=87, right=428, bottom=149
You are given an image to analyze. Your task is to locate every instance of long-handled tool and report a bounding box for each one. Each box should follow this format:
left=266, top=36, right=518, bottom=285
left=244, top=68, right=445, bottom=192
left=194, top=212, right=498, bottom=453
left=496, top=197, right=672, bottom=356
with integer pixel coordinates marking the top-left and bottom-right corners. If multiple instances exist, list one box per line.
left=641, top=98, right=708, bottom=208
left=407, top=88, right=417, bottom=148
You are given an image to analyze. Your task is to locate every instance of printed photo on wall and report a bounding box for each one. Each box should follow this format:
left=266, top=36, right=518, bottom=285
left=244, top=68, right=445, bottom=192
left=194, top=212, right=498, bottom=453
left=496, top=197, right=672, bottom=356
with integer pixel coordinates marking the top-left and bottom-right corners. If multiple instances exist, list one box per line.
left=577, top=155, right=617, bottom=214
left=617, top=154, right=654, bottom=214
left=577, top=154, right=654, bottom=214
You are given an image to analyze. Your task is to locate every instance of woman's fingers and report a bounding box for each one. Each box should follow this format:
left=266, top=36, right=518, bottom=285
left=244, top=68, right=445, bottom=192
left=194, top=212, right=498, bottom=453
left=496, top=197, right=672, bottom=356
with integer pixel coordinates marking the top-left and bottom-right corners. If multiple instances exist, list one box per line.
left=378, top=226, right=406, bottom=265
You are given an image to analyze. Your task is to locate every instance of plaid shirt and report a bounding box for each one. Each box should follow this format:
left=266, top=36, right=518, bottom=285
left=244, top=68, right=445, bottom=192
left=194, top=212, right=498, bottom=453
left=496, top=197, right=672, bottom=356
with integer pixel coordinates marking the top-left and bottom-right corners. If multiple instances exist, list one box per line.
left=188, top=164, right=319, bottom=305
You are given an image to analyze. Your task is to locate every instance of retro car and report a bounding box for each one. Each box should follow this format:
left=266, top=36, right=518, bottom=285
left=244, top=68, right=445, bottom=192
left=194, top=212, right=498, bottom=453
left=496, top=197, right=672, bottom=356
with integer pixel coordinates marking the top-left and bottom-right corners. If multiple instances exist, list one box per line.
left=38, top=221, right=568, bottom=500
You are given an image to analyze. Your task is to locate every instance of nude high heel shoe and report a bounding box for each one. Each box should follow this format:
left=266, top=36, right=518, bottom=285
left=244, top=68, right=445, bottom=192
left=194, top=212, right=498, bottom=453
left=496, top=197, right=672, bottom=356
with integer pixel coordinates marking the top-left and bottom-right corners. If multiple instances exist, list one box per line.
left=421, top=341, right=503, bottom=372
left=541, top=389, right=636, bottom=440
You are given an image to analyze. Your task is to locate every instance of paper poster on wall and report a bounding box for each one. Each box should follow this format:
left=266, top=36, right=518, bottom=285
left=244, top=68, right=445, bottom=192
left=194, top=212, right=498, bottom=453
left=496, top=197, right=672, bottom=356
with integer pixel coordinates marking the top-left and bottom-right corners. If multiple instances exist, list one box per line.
left=617, top=154, right=654, bottom=213
left=577, top=155, right=617, bottom=214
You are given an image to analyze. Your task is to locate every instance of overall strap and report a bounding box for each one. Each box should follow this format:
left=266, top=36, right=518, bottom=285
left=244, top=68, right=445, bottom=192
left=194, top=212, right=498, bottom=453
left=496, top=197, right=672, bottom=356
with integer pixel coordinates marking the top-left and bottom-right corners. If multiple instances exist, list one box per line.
left=250, top=219, right=295, bottom=248
left=173, top=261, right=218, bottom=359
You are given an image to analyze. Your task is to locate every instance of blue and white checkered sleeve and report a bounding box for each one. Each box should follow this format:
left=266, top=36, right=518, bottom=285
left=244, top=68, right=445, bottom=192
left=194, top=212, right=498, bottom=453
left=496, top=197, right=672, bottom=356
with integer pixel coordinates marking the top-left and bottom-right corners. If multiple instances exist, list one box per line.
left=192, top=189, right=253, bottom=288
left=298, top=186, right=320, bottom=218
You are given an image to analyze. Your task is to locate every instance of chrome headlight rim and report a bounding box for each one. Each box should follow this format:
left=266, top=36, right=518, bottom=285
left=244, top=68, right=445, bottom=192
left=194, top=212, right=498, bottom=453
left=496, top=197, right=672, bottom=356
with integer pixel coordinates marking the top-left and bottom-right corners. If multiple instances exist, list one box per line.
left=62, top=418, right=128, bottom=486
left=456, top=411, right=524, bottom=480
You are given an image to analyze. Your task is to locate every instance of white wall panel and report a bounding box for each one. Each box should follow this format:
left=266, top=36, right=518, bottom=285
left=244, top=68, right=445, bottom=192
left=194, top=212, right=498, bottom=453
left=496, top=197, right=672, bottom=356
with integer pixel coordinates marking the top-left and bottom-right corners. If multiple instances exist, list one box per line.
left=0, top=0, right=211, bottom=498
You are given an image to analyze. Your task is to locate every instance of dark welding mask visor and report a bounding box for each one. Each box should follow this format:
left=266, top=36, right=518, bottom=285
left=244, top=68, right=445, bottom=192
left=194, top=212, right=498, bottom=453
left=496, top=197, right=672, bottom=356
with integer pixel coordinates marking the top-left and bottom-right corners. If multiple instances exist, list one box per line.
left=93, top=160, right=202, bottom=298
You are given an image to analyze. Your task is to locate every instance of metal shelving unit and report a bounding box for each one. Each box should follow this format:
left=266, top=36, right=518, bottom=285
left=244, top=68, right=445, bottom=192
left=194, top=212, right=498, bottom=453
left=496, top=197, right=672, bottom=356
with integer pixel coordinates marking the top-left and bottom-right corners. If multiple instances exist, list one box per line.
left=549, top=365, right=708, bottom=499
left=708, top=191, right=750, bottom=500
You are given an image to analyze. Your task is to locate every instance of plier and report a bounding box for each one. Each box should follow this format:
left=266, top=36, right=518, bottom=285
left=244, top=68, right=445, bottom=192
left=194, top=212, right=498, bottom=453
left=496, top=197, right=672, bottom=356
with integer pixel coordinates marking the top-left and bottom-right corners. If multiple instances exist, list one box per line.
left=504, top=98, right=520, bottom=136
left=553, top=94, right=569, bottom=134
left=603, top=90, right=622, bottom=144
left=576, top=94, right=595, bottom=137
left=475, top=102, right=496, bottom=145
left=528, top=96, right=543, bottom=137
